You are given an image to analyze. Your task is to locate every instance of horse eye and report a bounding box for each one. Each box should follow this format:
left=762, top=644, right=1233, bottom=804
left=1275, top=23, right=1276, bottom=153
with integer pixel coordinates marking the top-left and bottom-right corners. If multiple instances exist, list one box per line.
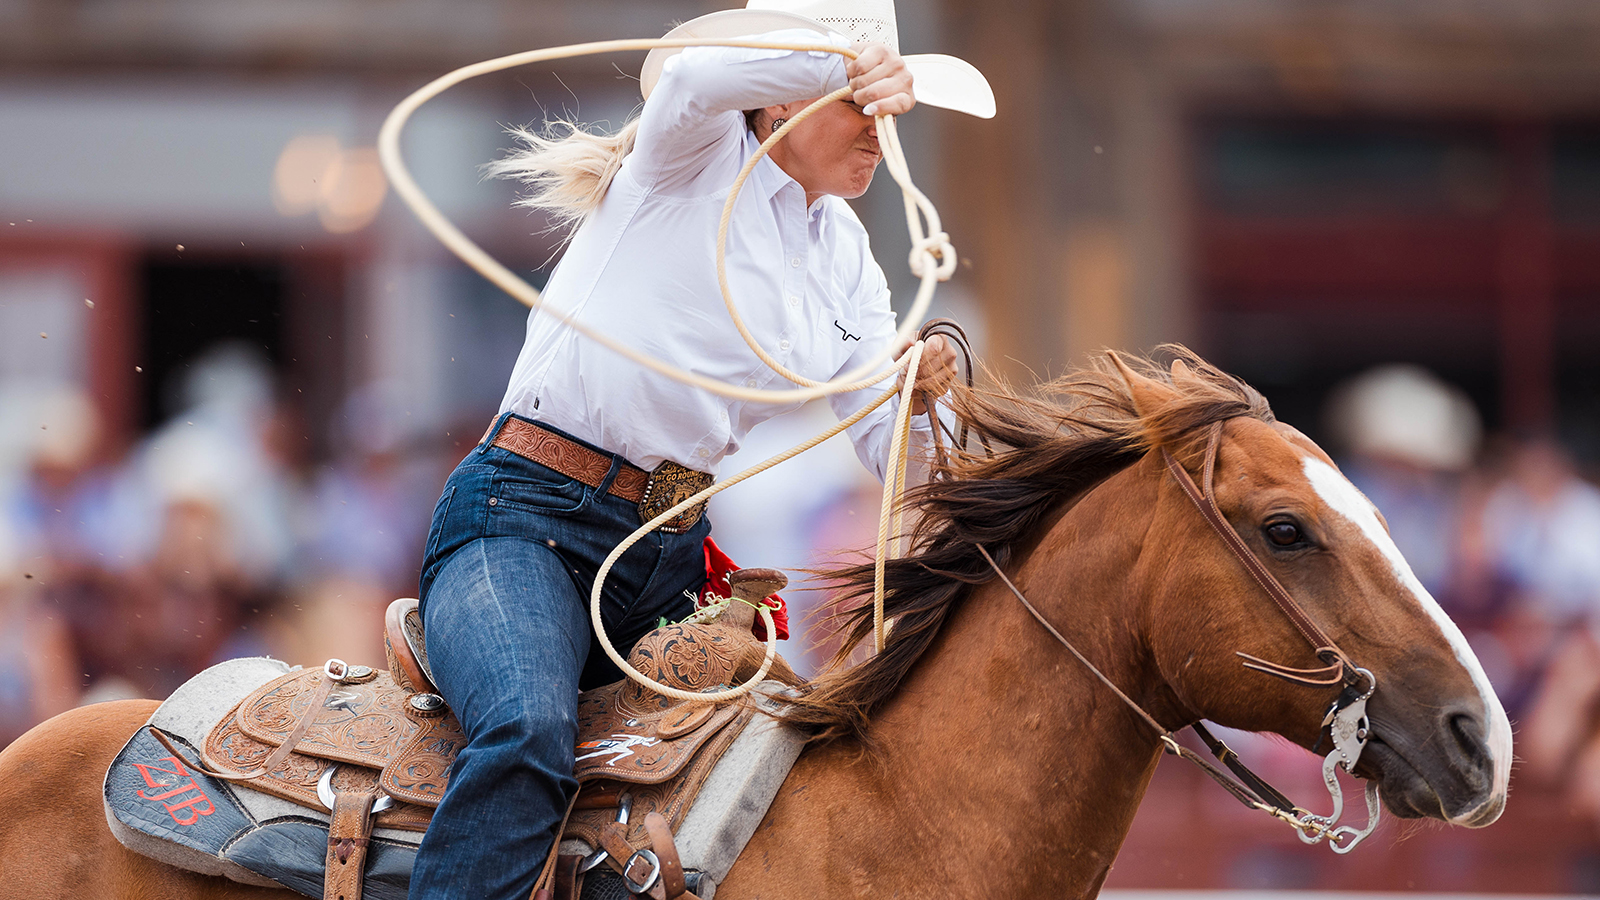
left=1265, top=521, right=1302, bottom=547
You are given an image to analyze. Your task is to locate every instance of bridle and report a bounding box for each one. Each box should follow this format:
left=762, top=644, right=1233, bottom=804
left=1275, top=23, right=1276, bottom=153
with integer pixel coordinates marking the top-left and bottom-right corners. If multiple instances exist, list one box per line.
left=910, top=328, right=1384, bottom=850
left=969, top=417, right=1383, bottom=852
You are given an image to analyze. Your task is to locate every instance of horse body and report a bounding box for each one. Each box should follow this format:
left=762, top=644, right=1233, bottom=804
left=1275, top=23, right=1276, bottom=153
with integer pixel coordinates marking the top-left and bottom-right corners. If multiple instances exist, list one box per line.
left=723, top=479, right=1164, bottom=898
left=0, top=350, right=1511, bottom=900
left=0, top=700, right=283, bottom=900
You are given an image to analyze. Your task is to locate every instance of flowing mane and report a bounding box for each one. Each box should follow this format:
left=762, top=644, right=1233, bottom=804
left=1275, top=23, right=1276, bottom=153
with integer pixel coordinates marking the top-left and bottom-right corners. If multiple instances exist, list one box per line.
left=784, top=345, right=1275, bottom=744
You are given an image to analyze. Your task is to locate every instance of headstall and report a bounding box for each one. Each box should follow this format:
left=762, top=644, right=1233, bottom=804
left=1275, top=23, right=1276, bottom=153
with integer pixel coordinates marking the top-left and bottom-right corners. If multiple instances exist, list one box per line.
left=974, top=419, right=1383, bottom=852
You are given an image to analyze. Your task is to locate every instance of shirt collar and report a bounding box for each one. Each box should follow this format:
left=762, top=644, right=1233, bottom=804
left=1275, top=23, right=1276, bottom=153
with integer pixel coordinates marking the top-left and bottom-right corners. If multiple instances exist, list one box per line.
left=744, top=132, right=833, bottom=223
left=746, top=132, right=791, bottom=203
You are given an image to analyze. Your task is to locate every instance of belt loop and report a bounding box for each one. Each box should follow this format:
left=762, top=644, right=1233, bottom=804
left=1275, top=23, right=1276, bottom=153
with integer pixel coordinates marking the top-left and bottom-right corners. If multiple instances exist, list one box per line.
left=479, top=412, right=514, bottom=454
left=596, top=454, right=622, bottom=495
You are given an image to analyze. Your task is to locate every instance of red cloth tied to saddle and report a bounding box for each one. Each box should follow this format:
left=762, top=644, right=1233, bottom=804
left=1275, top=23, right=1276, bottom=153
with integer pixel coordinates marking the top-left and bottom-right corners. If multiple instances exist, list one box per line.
left=697, top=537, right=788, bottom=640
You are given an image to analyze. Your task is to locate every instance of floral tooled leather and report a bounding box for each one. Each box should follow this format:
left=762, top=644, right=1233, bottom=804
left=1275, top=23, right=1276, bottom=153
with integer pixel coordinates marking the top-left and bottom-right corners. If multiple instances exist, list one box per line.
left=196, top=621, right=767, bottom=842
left=380, top=716, right=466, bottom=807
left=236, top=669, right=417, bottom=769
left=566, top=701, right=755, bottom=851
left=494, top=426, right=614, bottom=486
left=203, top=705, right=435, bottom=832
left=619, top=625, right=741, bottom=714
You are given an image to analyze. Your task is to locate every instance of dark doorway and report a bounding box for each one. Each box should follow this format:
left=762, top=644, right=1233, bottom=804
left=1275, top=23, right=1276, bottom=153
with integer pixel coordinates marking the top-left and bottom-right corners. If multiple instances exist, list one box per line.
left=139, top=258, right=287, bottom=428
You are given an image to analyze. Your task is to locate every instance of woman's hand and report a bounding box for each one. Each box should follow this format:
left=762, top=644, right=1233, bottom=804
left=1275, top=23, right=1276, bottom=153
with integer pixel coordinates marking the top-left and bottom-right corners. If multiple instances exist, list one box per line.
left=847, top=42, right=915, bottom=118
left=897, top=334, right=959, bottom=415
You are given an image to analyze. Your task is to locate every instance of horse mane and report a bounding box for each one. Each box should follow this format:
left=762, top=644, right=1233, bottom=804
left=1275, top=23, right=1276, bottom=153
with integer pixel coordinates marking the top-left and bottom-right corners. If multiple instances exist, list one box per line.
left=783, top=344, right=1275, bottom=746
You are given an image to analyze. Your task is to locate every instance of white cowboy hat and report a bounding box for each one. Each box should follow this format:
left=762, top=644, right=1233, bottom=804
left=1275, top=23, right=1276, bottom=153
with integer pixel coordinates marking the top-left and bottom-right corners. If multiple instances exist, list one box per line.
left=640, top=0, right=996, bottom=119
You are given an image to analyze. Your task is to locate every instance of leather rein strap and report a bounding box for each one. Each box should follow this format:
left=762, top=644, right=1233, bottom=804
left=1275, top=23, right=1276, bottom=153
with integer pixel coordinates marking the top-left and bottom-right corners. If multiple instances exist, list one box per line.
left=974, top=543, right=1310, bottom=822
left=1159, top=422, right=1357, bottom=688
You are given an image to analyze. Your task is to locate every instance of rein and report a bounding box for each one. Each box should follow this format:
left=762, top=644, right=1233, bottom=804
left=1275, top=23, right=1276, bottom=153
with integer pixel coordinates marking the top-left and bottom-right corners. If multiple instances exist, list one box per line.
left=973, top=419, right=1384, bottom=853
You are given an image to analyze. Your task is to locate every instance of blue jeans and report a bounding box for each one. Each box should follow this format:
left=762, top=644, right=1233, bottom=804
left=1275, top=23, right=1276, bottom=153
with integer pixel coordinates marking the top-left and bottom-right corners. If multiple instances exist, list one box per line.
left=408, top=414, right=709, bottom=900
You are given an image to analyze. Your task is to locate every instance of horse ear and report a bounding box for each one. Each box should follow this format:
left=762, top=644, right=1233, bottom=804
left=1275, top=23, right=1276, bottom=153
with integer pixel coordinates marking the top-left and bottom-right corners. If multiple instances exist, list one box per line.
left=1108, top=351, right=1179, bottom=419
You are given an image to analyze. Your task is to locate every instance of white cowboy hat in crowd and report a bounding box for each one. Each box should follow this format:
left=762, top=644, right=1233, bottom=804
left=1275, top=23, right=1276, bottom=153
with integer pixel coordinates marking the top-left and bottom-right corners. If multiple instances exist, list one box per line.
left=640, top=0, right=996, bottom=119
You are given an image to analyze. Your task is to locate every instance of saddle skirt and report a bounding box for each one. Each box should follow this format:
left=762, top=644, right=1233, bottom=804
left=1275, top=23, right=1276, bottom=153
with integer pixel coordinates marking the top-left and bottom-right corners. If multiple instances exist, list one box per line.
left=104, top=618, right=803, bottom=900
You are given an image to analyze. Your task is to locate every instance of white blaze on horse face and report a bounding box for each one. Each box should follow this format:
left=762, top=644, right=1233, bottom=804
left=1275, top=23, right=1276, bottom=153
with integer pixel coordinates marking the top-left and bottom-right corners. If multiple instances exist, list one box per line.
left=1299, top=456, right=1513, bottom=822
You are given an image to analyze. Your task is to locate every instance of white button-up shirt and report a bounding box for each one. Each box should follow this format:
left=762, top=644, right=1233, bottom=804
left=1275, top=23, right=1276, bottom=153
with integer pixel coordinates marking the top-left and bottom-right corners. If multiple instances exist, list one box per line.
left=500, top=30, right=932, bottom=481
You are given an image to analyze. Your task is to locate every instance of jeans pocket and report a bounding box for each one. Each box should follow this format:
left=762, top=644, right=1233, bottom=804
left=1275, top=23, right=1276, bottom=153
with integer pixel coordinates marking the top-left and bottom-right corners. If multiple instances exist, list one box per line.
left=493, top=466, right=587, bottom=514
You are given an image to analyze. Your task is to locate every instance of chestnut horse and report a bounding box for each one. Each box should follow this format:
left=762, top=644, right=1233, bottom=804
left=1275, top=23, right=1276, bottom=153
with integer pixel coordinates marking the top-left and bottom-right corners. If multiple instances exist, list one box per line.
left=0, top=350, right=1511, bottom=899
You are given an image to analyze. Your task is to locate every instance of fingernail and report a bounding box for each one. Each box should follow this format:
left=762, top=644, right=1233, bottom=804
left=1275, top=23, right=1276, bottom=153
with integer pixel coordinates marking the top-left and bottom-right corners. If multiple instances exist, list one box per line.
left=863, top=103, right=878, bottom=116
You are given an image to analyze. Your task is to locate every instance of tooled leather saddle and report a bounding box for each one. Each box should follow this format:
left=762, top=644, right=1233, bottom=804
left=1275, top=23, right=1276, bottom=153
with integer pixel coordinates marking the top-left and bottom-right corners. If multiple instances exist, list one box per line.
left=105, top=569, right=795, bottom=900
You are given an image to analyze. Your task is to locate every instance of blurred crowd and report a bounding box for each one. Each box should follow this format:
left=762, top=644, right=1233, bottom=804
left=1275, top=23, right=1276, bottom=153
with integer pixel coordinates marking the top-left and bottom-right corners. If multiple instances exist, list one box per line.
left=0, top=339, right=889, bottom=750
left=0, top=344, right=452, bottom=747
left=1323, top=365, right=1600, bottom=823
left=5, top=347, right=1600, bottom=846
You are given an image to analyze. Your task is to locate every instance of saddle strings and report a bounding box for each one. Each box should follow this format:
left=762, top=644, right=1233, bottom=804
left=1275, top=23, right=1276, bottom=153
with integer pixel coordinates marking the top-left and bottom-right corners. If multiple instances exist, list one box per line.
left=379, top=39, right=954, bottom=700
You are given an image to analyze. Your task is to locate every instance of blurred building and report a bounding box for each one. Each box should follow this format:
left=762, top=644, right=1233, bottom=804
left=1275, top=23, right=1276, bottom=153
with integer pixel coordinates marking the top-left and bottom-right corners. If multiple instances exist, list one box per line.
left=5, top=0, right=1600, bottom=455
left=943, top=0, right=1600, bottom=461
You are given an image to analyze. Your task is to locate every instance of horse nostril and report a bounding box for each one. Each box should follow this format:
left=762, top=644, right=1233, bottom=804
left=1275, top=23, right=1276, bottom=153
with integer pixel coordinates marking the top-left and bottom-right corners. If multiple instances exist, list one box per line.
left=1449, top=712, right=1486, bottom=763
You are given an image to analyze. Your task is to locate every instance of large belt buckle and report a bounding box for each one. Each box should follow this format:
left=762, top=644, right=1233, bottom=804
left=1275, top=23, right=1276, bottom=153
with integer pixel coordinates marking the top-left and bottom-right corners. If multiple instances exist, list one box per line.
left=638, top=460, right=713, bottom=534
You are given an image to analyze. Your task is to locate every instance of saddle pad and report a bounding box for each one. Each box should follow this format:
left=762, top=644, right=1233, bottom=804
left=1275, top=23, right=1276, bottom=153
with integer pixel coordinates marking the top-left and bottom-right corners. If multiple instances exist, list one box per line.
left=104, top=658, right=424, bottom=899
left=105, top=726, right=417, bottom=900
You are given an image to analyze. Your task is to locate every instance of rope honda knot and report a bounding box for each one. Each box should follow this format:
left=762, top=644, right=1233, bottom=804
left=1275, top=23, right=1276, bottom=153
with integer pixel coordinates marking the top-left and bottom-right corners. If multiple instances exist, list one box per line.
left=910, top=231, right=957, bottom=281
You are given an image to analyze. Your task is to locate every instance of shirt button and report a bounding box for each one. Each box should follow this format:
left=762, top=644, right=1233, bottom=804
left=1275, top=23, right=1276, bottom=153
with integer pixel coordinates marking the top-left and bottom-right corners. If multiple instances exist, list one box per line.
left=696, top=448, right=710, bottom=458
left=745, top=378, right=758, bottom=387
left=787, top=295, right=800, bottom=308
left=779, top=340, right=791, bottom=352
left=790, top=258, right=801, bottom=268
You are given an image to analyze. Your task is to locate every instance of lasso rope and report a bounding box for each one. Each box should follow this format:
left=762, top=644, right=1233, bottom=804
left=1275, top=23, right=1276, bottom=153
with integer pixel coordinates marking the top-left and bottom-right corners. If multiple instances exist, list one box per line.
left=378, top=37, right=955, bottom=699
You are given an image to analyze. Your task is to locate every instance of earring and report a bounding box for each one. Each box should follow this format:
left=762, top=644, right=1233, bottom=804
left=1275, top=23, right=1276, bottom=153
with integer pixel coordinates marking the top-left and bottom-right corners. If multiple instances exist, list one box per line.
left=770, top=117, right=787, bottom=135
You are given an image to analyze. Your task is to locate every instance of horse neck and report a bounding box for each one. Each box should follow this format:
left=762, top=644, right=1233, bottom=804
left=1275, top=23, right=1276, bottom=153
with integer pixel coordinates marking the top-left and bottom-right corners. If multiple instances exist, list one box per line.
left=810, top=459, right=1181, bottom=896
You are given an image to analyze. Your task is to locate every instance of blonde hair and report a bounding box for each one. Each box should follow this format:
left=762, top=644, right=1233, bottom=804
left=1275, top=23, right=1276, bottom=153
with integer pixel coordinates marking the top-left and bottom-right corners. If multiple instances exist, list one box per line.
left=483, top=116, right=643, bottom=233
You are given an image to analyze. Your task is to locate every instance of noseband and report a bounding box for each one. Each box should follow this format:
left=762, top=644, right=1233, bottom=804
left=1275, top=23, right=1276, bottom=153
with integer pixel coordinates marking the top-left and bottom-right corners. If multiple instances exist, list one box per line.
left=975, top=419, right=1383, bottom=852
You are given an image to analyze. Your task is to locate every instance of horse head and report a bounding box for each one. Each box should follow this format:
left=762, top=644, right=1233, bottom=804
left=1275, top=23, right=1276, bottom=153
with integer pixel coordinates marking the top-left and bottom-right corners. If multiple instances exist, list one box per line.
left=765, top=347, right=1514, bottom=897
left=1118, top=354, right=1511, bottom=828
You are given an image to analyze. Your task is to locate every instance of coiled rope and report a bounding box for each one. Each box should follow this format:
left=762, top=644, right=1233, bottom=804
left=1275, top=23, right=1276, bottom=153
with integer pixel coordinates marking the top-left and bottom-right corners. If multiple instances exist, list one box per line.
left=378, top=37, right=955, bottom=702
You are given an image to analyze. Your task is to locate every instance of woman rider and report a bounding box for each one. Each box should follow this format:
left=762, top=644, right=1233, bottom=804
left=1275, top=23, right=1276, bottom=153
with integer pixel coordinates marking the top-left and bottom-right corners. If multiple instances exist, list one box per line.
left=410, top=2, right=994, bottom=897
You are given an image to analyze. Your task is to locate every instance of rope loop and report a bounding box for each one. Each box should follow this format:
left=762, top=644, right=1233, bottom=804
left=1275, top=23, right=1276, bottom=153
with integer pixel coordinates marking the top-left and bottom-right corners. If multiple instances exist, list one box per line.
left=378, top=37, right=963, bottom=699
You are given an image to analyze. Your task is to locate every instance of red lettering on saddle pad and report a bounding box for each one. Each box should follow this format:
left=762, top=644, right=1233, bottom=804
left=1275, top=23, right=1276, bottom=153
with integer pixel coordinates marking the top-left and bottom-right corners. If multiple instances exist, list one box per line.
left=131, top=755, right=217, bottom=826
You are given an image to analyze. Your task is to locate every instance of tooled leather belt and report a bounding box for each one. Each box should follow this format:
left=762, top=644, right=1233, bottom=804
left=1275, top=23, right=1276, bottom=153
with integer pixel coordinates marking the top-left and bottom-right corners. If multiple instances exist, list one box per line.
left=483, top=417, right=713, bottom=533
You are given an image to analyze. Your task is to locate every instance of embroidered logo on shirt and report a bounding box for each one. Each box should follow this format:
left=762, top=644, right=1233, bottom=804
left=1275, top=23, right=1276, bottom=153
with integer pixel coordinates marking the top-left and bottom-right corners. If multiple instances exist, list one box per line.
left=834, top=320, right=861, bottom=342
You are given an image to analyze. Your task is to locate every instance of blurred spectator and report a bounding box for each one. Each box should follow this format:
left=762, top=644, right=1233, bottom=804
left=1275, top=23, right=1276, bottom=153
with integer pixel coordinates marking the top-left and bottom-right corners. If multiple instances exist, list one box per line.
left=0, top=384, right=93, bottom=741
left=1477, top=438, right=1600, bottom=624
left=1324, top=364, right=1482, bottom=596
left=278, top=380, right=440, bottom=668
left=1487, top=437, right=1600, bottom=831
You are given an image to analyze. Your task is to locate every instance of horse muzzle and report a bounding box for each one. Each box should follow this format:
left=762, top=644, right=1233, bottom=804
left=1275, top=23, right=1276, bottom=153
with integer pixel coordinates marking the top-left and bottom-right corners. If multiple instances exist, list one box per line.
left=1358, top=705, right=1507, bottom=827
